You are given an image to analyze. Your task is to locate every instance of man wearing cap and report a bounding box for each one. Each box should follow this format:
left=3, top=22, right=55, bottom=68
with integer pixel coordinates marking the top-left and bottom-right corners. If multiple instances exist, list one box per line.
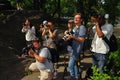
left=42, top=21, right=59, bottom=79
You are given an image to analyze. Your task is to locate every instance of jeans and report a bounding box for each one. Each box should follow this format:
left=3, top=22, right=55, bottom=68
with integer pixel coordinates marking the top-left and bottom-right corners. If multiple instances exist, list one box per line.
left=68, top=57, right=79, bottom=78
left=92, top=52, right=108, bottom=72
left=67, top=45, right=73, bottom=55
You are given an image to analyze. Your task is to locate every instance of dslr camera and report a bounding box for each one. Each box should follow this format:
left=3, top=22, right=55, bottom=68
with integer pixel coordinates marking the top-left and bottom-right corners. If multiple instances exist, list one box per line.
left=58, top=30, right=74, bottom=47
left=39, top=20, right=49, bottom=32
left=22, top=44, right=34, bottom=55
left=62, top=30, right=74, bottom=41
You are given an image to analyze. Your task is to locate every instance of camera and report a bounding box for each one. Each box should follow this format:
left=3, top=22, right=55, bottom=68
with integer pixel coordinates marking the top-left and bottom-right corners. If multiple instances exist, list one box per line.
left=39, top=23, right=49, bottom=32
left=57, top=30, right=74, bottom=48
left=22, top=44, right=34, bottom=55
left=62, top=30, right=74, bottom=41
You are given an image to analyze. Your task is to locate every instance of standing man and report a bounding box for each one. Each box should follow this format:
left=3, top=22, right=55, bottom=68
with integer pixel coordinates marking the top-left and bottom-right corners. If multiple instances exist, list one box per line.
left=42, top=21, right=59, bottom=79
left=91, top=13, right=113, bottom=72
left=28, top=39, right=54, bottom=80
left=67, top=13, right=86, bottom=79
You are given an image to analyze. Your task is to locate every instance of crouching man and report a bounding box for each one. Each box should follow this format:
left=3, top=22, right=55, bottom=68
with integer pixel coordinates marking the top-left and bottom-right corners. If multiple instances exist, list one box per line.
left=28, top=39, right=54, bottom=80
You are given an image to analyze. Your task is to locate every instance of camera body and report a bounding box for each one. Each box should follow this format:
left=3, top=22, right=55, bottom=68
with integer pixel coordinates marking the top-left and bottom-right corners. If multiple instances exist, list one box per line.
left=62, top=30, right=74, bottom=41
left=57, top=30, right=74, bottom=47
left=22, top=44, right=34, bottom=55
left=40, top=24, right=49, bottom=32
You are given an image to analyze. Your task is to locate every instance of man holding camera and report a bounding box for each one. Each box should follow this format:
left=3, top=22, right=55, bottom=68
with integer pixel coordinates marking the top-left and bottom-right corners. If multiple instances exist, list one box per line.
left=41, top=21, right=59, bottom=79
left=21, top=18, right=36, bottom=45
left=63, top=20, right=74, bottom=56
left=28, top=39, right=54, bottom=80
left=91, top=13, right=113, bottom=72
left=66, top=13, right=86, bottom=80
left=21, top=18, right=37, bottom=57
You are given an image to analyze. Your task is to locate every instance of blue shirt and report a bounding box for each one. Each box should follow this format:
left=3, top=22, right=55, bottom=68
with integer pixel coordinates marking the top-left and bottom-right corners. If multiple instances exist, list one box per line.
left=72, top=25, right=86, bottom=59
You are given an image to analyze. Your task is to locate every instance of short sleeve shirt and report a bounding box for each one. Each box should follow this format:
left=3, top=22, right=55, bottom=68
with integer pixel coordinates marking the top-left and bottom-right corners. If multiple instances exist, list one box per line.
left=91, top=23, right=113, bottom=54
left=72, top=25, right=86, bottom=58
left=36, top=48, right=53, bottom=70
left=25, top=26, right=36, bottom=41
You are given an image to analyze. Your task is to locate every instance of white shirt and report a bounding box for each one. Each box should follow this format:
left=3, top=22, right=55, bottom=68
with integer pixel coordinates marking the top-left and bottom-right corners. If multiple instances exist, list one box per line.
left=91, top=23, right=113, bottom=54
left=22, top=26, right=36, bottom=41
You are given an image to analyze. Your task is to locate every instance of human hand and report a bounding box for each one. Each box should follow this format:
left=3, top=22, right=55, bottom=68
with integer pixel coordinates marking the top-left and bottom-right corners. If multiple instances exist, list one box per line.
left=66, top=35, right=73, bottom=40
left=28, top=49, right=35, bottom=57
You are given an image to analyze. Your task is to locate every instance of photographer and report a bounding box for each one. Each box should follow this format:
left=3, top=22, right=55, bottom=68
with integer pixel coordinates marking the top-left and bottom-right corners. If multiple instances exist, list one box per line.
left=28, top=39, right=54, bottom=80
left=41, top=21, right=59, bottom=78
left=21, top=18, right=37, bottom=57
left=64, top=20, right=74, bottom=55
left=91, top=13, right=113, bottom=72
left=66, top=13, right=86, bottom=80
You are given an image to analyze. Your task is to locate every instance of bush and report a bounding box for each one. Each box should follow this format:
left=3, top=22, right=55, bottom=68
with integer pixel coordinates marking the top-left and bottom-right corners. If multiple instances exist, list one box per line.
left=89, top=66, right=120, bottom=80
left=89, top=39, right=120, bottom=80
left=8, top=0, right=32, bottom=9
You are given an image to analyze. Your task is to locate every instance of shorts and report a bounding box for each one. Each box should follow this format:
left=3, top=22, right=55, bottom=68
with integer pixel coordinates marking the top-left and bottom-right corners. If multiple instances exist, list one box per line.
left=39, top=69, right=53, bottom=80
left=28, top=62, right=39, bottom=71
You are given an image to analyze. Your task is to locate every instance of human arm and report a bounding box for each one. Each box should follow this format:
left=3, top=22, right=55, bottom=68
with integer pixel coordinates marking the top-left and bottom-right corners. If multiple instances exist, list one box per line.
left=21, top=26, right=28, bottom=32
left=96, top=23, right=104, bottom=38
left=48, top=29, right=57, bottom=38
left=73, top=36, right=85, bottom=42
left=28, top=49, right=46, bottom=63
left=42, top=29, right=47, bottom=36
left=66, top=26, right=86, bottom=43
left=67, top=35, right=85, bottom=43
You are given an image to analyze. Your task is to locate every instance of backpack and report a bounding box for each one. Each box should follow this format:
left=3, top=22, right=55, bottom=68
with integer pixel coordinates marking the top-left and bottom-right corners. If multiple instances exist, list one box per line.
left=47, top=47, right=59, bottom=63
left=103, top=34, right=118, bottom=52
left=35, top=28, right=41, bottom=38
left=41, top=46, right=58, bottom=63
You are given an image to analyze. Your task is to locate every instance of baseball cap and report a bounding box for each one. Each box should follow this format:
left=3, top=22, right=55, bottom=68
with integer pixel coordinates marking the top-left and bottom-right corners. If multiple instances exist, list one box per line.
left=43, top=20, right=48, bottom=25
left=68, top=19, right=74, bottom=23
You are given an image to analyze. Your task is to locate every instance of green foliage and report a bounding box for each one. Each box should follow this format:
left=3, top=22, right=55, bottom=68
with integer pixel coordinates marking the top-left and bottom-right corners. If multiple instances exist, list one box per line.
left=8, top=0, right=32, bottom=9
left=8, top=0, right=16, bottom=7
left=22, top=0, right=32, bottom=9
left=89, top=66, right=120, bottom=80
left=44, top=0, right=58, bottom=16
left=60, top=0, right=77, bottom=16
left=0, top=13, right=4, bottom=17
left=89, top=66, right=110, bottom=80
left=89, top=39, right=120, bottom=80
left=109, top=38, right=120, bottom=67
left=102, top=0, right=120, bottom=24
left=0, top=13, right=5, bottom=20
left=44, top=0, right=77, bottom=17
left=117, top=2, right=120, bottom=16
